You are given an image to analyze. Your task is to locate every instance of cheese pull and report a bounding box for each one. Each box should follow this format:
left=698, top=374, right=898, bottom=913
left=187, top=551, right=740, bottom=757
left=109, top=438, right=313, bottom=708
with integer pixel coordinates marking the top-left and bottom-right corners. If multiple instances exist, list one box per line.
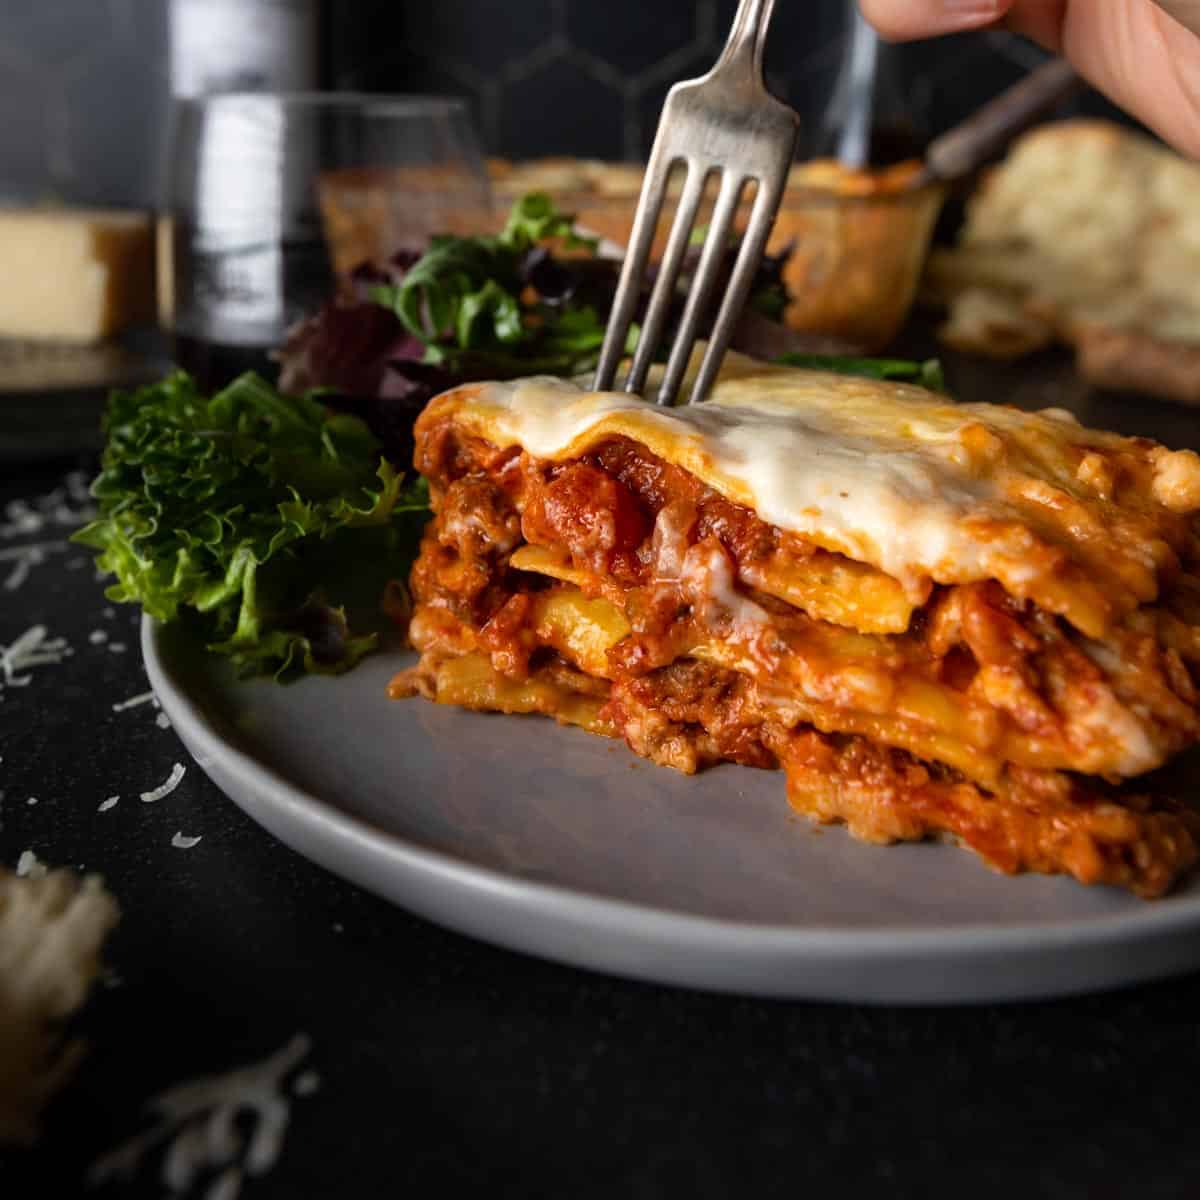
left=0, top=208, right=155, bottom=343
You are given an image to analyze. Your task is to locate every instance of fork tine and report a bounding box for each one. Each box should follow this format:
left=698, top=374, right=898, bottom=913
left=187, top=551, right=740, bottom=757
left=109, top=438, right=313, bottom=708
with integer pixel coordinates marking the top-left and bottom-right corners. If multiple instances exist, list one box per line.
left=689, top=171, right=787, bottom=404
left=655, top=171, right=746, bottom=407
left=595, top=0, right=797, bottom=402
left=622, top=160, right=706, bottom=395
left=593, top=149, right=674, bottom=392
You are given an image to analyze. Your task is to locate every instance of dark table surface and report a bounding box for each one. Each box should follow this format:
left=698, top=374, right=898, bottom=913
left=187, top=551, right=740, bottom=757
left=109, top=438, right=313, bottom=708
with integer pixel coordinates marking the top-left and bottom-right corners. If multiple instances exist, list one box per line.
left=6, top=360, right=1200, bottom=1200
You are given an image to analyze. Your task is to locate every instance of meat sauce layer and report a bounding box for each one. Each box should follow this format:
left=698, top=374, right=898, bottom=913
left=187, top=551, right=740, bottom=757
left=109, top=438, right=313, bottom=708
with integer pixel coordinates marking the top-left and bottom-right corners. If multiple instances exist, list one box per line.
left=411, top=420, right=1200, bottom=780
left=398, top=417, right=1200, bottom=893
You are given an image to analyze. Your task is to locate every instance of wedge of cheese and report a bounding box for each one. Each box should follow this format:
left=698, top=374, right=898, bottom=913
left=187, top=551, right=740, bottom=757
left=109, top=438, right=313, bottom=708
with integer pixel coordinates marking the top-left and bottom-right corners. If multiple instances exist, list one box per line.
left=0, top=863, right=119, bottom=1145
left=0, top=208, right=155, bottom=344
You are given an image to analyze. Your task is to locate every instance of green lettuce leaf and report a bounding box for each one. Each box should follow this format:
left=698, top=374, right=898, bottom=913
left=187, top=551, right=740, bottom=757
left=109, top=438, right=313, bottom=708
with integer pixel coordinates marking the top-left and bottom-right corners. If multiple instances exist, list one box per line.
left=771, top=353, right=946, bottom=391
left=456, top=277, right=525, bottom=350
left=369, top=193, right=601, bottom=373
left=73, top=371, right=430, bottom=679
left=499, top=191, right=598, bottom=253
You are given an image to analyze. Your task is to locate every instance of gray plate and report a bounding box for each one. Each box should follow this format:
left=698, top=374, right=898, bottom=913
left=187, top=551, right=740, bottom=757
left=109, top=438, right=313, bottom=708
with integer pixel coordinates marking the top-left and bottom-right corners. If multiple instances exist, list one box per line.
left=144, top=616, right=1200, bottom=1004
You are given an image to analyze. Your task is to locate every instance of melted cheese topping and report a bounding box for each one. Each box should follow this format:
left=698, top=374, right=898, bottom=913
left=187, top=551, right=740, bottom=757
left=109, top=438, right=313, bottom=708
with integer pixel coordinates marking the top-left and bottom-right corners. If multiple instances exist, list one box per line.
left=418, top=356, right=1200, bottom=634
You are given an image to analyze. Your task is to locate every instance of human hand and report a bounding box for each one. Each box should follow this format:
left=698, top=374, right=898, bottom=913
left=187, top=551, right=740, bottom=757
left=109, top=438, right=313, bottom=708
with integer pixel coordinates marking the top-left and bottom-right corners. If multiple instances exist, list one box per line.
left=857, top=1, right=1200, bottom=157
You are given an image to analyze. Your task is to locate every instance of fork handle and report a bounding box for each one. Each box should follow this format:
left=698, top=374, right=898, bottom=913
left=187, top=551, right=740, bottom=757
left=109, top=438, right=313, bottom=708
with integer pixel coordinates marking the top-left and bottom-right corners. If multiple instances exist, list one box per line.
left=918, top=58, right=1080, bottom=185
left=712, top=0, right=778, bottom=79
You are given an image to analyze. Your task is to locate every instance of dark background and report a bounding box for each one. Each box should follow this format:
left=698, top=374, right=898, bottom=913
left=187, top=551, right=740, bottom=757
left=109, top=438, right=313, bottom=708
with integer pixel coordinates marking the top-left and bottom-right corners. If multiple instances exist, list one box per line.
left=0, top=0, right=1132, bottom=210
left=327, top=0, right=1131, bottom=160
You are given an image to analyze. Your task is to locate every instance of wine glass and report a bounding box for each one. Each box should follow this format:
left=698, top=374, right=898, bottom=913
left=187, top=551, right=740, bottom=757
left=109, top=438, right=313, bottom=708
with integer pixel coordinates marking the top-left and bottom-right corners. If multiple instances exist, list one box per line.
left=162, top=93, right=491, bottom=390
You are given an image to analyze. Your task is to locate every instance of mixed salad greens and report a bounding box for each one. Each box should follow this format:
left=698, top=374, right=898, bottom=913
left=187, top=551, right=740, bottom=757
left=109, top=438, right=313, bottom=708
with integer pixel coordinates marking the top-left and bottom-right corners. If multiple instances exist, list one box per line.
left=275, top=193, right=801, bottom=464
left=79, top=192, right=943, bottom=679
left=369, top=193, right=608, bottom=376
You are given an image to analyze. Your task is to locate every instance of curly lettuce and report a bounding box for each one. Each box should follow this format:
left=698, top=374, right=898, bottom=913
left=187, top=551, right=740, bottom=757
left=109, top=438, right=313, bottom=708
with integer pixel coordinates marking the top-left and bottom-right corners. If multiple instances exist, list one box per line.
left=73, top=371, right=430, bottom=678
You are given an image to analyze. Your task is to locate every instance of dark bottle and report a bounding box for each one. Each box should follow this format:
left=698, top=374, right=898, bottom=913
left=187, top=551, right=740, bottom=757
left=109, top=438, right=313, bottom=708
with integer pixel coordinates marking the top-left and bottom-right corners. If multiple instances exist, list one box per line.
left=171, top=335, right=280, bottom=392
left=164, top=0, right=324, bottom=391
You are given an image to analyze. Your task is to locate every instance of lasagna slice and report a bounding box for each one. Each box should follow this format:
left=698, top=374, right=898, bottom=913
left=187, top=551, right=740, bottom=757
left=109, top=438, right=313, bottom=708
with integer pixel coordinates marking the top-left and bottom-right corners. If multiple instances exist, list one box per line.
left=396, top=353, right=1200, bottom=896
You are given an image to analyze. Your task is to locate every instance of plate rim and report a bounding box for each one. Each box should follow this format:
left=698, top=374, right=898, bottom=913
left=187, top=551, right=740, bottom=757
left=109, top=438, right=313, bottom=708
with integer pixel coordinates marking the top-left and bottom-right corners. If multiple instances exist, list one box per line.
left=143, top=616, right=1200, bottom=1001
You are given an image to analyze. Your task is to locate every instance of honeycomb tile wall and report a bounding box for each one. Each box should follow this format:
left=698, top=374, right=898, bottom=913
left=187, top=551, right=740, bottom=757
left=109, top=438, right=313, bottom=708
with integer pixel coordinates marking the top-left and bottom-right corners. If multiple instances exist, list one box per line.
left=0, top=0, right=1135, bottom=207
left=331, top=0, right=1128, bottom=161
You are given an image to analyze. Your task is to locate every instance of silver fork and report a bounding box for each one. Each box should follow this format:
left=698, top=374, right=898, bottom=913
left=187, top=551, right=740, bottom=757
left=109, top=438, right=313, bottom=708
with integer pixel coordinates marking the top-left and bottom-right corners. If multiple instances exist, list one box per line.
left=593, top=0, right=800, bottom=407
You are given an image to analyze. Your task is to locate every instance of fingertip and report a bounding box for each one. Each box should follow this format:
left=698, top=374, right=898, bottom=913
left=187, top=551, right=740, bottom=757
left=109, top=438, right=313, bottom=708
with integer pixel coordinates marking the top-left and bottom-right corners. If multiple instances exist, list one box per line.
left=857, top=0, right=1013, bottom=42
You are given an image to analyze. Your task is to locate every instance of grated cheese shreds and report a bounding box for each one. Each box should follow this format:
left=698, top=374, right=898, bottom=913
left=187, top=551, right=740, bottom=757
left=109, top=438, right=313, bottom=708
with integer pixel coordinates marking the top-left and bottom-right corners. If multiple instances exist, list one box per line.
left=140, top=763, right=186, bottom=804
left=0, top=625, right=71, bottom=690
left=292, top=1071, right=320, bottom=1097
left=206, top=1167, right=243, bottom=1200
left=0, top=542, right=70, bottom=592
left=111, top=691, right=155, bottom=713
left=140, top=763, right=185, bottom=804
left=88, top=1034, right=312, bottom=1190
left=98, top=797, right=119, bottom=813
left=0, top=473, right=97, bottom=540
left=170, top=833, right=201, bottom=850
